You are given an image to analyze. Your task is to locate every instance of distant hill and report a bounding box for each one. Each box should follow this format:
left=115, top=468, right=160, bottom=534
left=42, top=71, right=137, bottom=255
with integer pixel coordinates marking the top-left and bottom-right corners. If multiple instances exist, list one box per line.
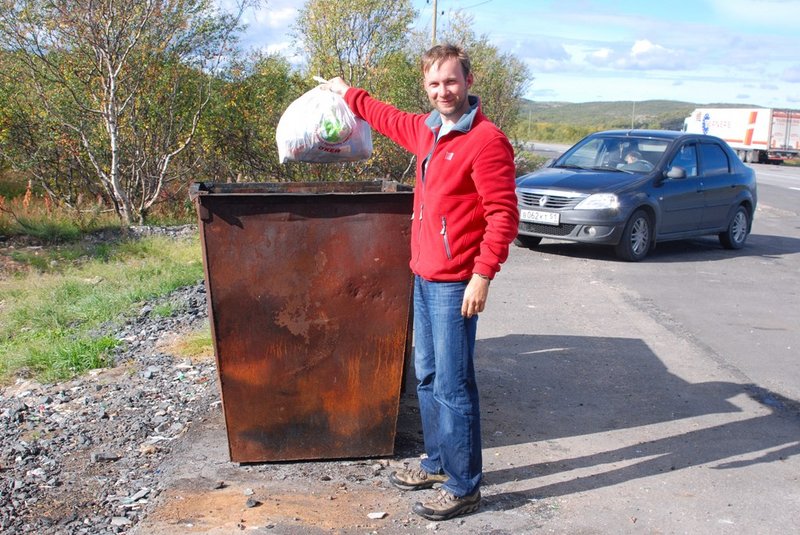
left=513, top=100, right=789, bottom=143
left=518, top=100, right=774, bottom=131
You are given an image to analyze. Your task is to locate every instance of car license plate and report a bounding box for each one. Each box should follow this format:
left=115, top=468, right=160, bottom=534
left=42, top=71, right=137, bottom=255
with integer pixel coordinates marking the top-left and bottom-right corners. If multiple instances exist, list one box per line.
left=520, top=209, right=560, bottom=225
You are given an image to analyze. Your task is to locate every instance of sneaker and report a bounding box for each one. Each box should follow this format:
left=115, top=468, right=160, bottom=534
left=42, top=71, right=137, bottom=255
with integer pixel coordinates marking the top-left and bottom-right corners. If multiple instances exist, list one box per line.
left=389, top=467, right=449, bottom=491
left=412, top=488, right=481, bottom=520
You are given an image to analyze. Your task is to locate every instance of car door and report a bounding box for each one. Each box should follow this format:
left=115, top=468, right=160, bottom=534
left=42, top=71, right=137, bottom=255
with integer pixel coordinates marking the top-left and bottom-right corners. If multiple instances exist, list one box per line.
left=656, top=142, right=704, bottom=235
left=697, top=141, right=736, bottom=230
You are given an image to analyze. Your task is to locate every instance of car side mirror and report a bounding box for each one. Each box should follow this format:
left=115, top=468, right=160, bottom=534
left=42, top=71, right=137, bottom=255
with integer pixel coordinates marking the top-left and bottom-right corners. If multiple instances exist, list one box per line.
left=666, top=166, right=687, bottom=179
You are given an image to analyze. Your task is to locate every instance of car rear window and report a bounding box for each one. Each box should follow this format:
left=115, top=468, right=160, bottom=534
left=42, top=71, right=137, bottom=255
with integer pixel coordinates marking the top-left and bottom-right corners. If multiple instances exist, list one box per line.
left=700, top=143, right=730, bottom=176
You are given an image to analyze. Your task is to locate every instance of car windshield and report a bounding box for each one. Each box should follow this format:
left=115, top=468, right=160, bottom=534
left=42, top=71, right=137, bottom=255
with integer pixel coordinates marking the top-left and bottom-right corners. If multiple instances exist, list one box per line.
left=555, top=135, right=670, bottom=173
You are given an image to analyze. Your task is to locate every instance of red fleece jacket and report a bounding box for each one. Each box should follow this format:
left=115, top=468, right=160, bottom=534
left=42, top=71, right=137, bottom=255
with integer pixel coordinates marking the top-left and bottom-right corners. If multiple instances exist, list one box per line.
left=345, top=88, right=519, bottom=281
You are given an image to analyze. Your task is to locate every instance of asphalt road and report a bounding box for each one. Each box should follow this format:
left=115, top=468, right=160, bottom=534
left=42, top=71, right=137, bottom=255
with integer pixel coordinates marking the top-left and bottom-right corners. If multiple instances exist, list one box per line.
left=475, top=161, right=800, bottom=532
left=508, top=161, right=800, bottom=403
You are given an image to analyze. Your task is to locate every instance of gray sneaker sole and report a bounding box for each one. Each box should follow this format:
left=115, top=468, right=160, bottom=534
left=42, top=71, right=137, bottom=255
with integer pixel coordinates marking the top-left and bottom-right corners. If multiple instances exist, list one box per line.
left=412, top=499, right=480, bottom=521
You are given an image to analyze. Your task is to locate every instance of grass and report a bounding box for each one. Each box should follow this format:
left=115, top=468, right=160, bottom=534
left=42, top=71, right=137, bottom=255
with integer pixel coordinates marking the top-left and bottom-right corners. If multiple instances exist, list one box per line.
left=0, top=234, right=204, bottom=383
left=0, top=182, right=121, bottom=241
left=164, top=322, right=215, bottom=361
left=783, top=158, right=800, bottom=167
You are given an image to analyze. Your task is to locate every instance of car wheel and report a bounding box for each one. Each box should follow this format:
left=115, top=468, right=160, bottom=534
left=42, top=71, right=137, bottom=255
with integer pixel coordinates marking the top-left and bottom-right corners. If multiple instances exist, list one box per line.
left=614, top=209, right=652, bottom=262
left=514, top=235, right=543, bottom=248
left=719, top=206, right=750, bottom=249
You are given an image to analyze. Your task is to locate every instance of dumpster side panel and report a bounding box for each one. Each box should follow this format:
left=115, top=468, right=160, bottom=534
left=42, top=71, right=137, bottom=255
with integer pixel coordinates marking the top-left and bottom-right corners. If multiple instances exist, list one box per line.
left=197, top=192, right=412, bottom=462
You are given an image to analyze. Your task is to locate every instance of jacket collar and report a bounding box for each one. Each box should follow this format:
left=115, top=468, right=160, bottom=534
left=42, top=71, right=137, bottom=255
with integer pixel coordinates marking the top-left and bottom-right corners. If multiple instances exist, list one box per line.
left=425, top=95, right=481, bottom=134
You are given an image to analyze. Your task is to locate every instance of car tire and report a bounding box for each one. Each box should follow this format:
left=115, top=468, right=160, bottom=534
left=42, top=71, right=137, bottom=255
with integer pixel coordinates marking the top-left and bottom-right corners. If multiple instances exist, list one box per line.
left=719, top=205, right=750, bottom=249
left=514, top=235, right=543, bottom=248
left=614, top=209, right=652, bottom=262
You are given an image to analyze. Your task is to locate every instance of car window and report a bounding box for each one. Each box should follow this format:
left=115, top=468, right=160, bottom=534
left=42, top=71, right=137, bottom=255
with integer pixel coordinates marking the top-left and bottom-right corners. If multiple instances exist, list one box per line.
left=669, top=144, right=698, bottom=177
left=563, top=138, right=604, bottom=167
left=699, top=143, right=730, bottom=176
left=560, top=136, right=670, bottom=169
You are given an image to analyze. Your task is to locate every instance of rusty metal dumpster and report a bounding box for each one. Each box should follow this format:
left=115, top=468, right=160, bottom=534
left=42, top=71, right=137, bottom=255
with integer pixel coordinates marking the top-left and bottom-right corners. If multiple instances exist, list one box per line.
left=190, top=180, right=414, bottom=462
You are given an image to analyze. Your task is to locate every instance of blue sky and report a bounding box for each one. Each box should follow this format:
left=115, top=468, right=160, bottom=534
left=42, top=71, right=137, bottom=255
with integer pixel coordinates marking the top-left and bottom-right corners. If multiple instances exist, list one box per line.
left=232, top=0, right=800, bottom=109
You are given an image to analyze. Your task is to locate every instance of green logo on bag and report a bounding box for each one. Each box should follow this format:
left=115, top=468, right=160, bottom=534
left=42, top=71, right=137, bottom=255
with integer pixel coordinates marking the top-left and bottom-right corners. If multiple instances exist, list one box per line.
left=320, top=118, right=344, bottom=142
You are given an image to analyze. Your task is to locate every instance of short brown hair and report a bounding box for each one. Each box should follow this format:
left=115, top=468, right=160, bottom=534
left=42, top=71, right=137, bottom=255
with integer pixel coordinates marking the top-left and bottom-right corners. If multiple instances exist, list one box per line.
left=421, top=44, right=471, bottom=79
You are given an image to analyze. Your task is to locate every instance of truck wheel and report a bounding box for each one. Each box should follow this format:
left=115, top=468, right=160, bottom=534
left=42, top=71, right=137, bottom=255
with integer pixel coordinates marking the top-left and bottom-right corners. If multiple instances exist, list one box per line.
left=719, top=206, right=750, bottom=249
left=614, top=210, right=652, bottom=262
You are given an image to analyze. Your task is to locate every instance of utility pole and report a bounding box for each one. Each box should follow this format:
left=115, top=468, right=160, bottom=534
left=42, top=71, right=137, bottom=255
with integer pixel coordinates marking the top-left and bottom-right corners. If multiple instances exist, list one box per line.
left=431, top=0, right=438, bottom=46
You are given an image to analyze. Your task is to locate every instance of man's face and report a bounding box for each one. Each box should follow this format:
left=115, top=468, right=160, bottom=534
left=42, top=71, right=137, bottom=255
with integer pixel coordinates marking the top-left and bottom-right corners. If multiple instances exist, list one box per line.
left=423, top=57, right=473, bottom=124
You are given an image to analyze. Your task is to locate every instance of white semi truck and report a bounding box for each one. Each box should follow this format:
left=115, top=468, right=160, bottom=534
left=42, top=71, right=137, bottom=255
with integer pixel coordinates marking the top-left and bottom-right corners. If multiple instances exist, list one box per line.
left=682, top=107, right=800, bottom=164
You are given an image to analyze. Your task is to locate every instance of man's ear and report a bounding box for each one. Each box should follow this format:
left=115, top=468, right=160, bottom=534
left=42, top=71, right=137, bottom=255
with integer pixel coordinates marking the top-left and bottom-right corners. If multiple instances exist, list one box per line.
left=466, top=72, right=474, bottom=89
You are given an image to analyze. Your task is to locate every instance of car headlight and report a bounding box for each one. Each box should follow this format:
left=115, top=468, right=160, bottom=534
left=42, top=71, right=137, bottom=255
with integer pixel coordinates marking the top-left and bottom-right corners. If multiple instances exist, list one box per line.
left=575, top=193, right=619, bottom=210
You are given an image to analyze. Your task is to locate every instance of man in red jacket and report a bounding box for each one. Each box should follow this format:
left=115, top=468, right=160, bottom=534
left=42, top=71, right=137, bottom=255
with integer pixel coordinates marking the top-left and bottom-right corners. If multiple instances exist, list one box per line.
left=325, top=43, right=518, bottom=521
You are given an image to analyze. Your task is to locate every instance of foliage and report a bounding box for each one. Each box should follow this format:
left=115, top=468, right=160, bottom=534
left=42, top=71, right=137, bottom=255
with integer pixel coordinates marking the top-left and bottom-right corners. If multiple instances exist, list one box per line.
left=509, top=100, right=704, bottom=143
left=0, top=235, right=203, bottom=382
left=293, top=0, right=417, bottom=90
left=1, top=0, right=538, bottom=209
left=784, top=158, right=800, bottom=167
left=195, top=52, right=312, bottom=182
left=0, top=180, right=120, bottom=241
left=513, top=150, right=550, bottom=177
left=519, top=100, right=696, bottom=131
left=290, top=0, right=421, bottom=183
left=0, top=1, right=254, bottom=225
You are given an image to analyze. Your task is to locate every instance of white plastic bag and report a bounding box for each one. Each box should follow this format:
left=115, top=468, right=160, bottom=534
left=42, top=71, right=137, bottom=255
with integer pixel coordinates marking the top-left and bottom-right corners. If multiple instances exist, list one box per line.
left=276, top=84, right=372, bottom=164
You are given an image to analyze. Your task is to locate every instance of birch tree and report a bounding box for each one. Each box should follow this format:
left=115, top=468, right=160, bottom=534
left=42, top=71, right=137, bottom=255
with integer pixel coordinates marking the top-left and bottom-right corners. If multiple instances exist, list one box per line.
left=0, top=0, right=255, bottom=224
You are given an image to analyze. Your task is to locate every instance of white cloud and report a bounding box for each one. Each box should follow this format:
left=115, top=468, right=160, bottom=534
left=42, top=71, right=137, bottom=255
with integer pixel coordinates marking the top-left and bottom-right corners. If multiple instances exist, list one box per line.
left=591, top=48, right=613, bottom=61
left=516, top=38, right=572, bottom=73
left=587, top=39, right=687, bottom=71
left=252, top=7, right=297, bottom=29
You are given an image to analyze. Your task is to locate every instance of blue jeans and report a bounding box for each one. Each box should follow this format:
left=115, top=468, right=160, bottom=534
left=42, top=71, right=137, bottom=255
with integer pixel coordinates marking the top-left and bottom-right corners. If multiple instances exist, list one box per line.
left=413, top=276, right=482, bottom=497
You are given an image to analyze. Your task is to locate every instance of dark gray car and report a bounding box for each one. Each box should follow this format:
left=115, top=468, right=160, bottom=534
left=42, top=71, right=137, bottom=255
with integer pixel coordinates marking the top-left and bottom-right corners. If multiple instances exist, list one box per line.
left=515, top=129, right=758, bottom=261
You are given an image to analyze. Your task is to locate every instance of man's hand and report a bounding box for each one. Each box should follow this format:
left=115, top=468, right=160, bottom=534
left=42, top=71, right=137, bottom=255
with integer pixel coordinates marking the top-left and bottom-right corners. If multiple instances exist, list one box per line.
left=462, top=274, right=490, bottom=318
left=320, top=76, right=351, bottom=97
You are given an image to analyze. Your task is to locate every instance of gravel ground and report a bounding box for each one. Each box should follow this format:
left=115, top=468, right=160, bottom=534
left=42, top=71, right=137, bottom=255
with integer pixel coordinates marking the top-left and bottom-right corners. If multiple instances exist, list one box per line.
left=0, top=226, right=217, bottom=534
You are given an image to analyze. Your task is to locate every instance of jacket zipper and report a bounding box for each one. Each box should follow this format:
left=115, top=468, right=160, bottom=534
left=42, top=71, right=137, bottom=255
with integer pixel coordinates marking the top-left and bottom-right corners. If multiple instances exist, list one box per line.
left=440, top=216, right=452, bottom=260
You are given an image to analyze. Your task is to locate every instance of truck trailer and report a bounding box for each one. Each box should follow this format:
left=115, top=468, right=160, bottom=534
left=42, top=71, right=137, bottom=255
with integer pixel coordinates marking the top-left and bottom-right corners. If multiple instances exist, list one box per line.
left=682, top=107, right=800, bottom=164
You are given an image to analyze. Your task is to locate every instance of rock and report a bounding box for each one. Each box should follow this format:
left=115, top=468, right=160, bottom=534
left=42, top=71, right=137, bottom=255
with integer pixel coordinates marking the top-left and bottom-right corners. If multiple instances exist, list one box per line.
left=125, top=488, right=150, bottom=503
left=90, top=452, right=121, bottom=463
left=368, top=512, right=388, bottom=519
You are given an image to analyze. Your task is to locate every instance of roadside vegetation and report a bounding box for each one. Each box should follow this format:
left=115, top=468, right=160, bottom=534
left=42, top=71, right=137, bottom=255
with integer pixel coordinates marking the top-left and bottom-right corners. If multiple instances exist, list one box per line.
left=0, top=232, right=203, bottom=383
left=511, top=99, right=697, bottom=145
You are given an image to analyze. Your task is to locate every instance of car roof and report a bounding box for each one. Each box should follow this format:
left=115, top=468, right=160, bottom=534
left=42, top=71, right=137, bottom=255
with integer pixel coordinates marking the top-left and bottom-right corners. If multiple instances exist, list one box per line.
left=592, top=129, right=717, bottom=143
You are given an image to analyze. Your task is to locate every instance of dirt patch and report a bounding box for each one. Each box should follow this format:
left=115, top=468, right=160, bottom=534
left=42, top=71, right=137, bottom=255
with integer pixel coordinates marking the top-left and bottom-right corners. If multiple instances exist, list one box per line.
left=144, top=481, right=404, bottom=534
